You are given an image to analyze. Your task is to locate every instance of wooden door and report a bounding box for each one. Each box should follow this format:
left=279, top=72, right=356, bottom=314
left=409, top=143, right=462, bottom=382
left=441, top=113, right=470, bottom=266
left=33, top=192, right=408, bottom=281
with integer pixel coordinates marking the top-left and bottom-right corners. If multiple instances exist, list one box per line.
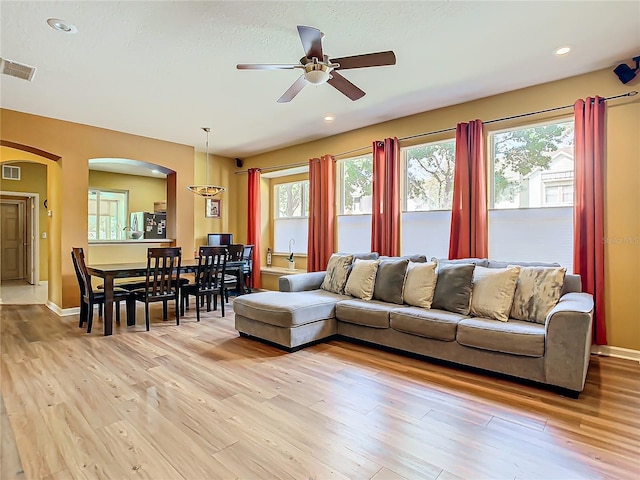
left=1, top=201, right=25, bottom=280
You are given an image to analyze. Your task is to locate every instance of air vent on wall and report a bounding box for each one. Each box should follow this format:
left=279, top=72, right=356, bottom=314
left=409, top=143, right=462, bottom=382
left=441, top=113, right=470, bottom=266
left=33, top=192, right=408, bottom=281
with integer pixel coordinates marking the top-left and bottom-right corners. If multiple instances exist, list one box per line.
left=0, top=58, right=37, bottom=81
left=2, top=165, right=21, bottom=180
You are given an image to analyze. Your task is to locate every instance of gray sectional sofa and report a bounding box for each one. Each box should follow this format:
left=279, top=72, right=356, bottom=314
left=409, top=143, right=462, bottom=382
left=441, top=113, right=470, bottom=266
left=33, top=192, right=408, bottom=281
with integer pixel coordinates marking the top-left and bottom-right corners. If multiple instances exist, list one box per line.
left=233, top=255, right=594, bottom=396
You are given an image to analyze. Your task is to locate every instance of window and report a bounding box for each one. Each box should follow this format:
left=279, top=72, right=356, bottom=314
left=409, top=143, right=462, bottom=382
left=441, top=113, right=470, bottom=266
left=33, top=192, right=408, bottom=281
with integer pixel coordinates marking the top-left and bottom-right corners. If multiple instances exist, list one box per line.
left=401, top=139, right=455, bottom=259
left=488, top=119, right=575, bottom=269
left=88, top=189, right=128, bottom=240
left=273, top=180, right=309, bottom=254
left=336, top=154, right=373, bottom=252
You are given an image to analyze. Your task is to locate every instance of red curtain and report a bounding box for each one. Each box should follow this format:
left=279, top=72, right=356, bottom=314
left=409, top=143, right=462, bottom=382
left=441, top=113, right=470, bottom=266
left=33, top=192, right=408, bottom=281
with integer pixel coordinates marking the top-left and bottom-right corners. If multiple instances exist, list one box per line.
left=307, top=155, right=335, bottom=272
left=574, top=97, right=606, bottom=345
left=247, top=168, right=261, bottom=289
left=449, top=120, right=488, bottom=259
left=371, top=137, right=400, bottom=256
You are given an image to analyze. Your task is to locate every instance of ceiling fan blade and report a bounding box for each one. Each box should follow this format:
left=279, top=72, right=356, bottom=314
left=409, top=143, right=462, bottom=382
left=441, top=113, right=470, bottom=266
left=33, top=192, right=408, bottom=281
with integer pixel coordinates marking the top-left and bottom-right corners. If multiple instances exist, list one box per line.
left=331, top=51, right=396, bottom=70
left=327, top=71, right=365, bottom=101
left=237, top=64, right=299, bottom=70
left=277, top=75, right=307, bottom=103
left=297, top=25, right=323, bottom=60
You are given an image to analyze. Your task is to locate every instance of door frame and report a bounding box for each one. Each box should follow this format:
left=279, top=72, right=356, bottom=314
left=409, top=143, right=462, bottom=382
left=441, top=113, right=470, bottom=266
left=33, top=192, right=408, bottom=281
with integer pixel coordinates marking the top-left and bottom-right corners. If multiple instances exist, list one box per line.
left=0, top=191, right=40, bottom=285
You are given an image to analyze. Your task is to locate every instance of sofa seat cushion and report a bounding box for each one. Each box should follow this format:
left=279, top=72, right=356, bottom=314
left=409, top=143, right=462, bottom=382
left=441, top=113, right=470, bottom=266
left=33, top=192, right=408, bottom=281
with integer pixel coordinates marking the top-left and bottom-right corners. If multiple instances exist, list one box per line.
left=233, top=290, right=344, bottom=328
left=390, top=307, right=466, bottom=341
left=336, top=299, right=405, bottom=328
left=456, top=317, right=546, bottom=357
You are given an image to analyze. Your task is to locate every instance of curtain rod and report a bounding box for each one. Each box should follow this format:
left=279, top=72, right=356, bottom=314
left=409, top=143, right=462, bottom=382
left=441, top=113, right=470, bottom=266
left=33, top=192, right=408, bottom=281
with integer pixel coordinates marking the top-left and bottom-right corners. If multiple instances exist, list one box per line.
left=235, top=90, right=637, bottom=174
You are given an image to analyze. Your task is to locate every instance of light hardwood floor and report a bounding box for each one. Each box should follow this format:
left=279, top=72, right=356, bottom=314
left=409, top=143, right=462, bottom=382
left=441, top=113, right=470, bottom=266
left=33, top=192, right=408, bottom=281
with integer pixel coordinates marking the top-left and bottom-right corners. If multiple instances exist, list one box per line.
left=1, top=302, right=639, bottom=480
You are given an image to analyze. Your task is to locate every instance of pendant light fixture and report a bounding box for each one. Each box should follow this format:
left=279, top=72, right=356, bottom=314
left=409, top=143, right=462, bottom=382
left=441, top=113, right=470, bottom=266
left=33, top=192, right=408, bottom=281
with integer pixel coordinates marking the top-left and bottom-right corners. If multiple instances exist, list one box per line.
left=187, top=127, right=226, bottom=198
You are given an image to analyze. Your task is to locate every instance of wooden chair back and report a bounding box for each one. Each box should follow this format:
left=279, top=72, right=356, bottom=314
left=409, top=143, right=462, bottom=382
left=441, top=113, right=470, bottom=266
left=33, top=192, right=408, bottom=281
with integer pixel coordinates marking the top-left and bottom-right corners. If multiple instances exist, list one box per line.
left=226, top=244, right=245, bottom=262
left=71, top=247, right=93, bottom=303
left=144, top=247, right=182, bottom=300
left=196, top=246, right=227, bottom=294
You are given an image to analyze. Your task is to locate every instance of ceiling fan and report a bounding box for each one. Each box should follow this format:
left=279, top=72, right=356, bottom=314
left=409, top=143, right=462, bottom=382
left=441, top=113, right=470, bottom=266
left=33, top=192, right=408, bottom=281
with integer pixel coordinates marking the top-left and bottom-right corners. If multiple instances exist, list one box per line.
left=237, top=25, right=396, bottom=103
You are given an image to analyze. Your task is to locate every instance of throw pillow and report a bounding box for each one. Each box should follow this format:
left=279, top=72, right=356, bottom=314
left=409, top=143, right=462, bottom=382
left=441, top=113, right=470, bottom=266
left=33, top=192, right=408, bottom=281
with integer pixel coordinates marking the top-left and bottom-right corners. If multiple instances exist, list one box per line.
left=431, top=263, right=475, bottom=315
left=510, top=266, right=567, bottom=324
left=470, top=266, right=521, bottom=322
left=373, top=258, right=409, bottom=304
left=403, top=261, right=438, bottom=309
left=320, top=254, right=354, bottom=294
left=344, top=259, right=381, bottom=300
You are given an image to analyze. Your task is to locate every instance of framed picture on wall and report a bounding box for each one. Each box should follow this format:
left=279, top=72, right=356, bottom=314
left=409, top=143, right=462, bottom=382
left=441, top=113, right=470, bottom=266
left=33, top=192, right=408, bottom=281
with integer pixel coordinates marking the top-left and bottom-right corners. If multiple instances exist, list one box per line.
left=205, top=198, right=221, bottom=218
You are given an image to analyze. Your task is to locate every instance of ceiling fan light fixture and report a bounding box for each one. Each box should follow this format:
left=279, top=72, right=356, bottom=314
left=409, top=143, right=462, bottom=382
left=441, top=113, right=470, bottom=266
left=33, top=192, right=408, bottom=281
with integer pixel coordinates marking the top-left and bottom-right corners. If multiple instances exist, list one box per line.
left=187, top=127, right=226, bottom=198
left=304, top=63, right=331, bottom=85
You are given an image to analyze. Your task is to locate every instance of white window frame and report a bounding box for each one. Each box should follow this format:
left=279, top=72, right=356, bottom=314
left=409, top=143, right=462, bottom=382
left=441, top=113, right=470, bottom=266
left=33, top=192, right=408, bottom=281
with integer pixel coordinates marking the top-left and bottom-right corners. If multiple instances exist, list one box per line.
left=88, top=188, right=128, bottom=241
left=336, top=154, right=373, bottom=253
left=487, top=118, right=575, bottom=270
left=273, top=180, right=309, bottom=254
left=400, top=139, right=456, bottom=259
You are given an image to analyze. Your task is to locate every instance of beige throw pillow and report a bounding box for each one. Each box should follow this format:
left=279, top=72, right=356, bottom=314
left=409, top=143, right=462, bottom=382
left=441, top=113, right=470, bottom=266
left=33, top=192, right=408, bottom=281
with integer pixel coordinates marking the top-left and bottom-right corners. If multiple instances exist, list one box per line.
left=320, top=254, right=354, bottom=294
left=403, top=261, right=438, bottom=309
left=345, top=259, right=380, bottom=300
left=470, top=266, right=521, bottom=322
left=510, top=266, right=566, bottom=324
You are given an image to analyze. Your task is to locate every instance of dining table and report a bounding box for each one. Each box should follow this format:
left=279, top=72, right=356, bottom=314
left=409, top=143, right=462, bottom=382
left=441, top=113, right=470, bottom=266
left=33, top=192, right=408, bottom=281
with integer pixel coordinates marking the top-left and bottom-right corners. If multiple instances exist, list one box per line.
left=86, top=258, right=246, bottom=336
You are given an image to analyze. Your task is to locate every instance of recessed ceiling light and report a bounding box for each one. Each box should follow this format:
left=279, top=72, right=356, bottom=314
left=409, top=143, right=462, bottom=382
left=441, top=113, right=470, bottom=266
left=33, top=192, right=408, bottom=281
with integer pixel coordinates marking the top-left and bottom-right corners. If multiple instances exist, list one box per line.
left=323, top=115, right=335, bottom=123
left=554, top=46, right=571, bottom=56
left=47, top=18, right=78, bottom=34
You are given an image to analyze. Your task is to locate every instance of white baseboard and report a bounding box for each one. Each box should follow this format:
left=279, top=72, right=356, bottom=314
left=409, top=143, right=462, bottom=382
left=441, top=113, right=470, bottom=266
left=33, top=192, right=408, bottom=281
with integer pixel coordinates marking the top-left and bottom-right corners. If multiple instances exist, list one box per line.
left=47, top=301, right=80, bottom=317
left=591, top=345, right=640, bottom=363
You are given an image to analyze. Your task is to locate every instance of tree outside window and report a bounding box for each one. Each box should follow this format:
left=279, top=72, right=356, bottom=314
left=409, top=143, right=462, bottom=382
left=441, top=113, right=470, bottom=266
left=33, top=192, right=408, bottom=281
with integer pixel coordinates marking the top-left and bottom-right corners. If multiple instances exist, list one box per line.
left=405, top=140, right=455, bottom=211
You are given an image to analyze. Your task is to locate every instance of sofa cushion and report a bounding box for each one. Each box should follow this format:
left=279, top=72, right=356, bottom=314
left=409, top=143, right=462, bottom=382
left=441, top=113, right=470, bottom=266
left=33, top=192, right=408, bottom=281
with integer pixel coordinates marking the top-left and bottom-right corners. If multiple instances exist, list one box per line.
left=233, top=290, right=344, bottom=328
left=380, top=254, right=427, bottom=263
left=487, top=260, right=561, bottom=269
left=456, top=317, right=545, bottom=357
left=320, top=254, right=353, bottom=294
left=390, top=307, right=465, bottom=341
left=470, top=266, right=521, bottom=322
left=373, top=258, right=409, bottom=304
left=510, top=266, right=566, bottom=324
left=336, top=299, right=403, bottom=328
left=403, top=261, right=438, bottom=309
left=431, top=263, right=475, bottom=315
left=345, top=259, right=380, bottom=300
left=433, top=257, right=489, bottom=267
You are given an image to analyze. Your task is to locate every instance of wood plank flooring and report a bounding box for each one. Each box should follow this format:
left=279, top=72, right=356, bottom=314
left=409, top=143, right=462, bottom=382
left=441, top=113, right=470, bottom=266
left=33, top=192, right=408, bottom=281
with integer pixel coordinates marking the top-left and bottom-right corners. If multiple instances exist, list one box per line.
left=1, top=303, right=639, bottom=480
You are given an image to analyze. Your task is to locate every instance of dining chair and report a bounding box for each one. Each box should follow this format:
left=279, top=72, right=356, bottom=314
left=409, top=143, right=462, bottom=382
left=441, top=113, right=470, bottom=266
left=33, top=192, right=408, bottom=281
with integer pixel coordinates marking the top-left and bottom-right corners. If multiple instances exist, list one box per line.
left=242, top=244, right=255, bottom=293
left=131, top=247, right=182, bottom=331
left=180, top=246, right=231, bottom=320
left=71, top=248, right=134, bottom=334
left=224, top=244, right=245, bottom=301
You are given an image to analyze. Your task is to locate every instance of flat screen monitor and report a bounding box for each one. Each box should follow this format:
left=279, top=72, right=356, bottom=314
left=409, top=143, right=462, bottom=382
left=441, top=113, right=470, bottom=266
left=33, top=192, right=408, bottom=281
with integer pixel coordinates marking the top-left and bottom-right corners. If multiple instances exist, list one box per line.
left=207, top=233, right=233, bottom=246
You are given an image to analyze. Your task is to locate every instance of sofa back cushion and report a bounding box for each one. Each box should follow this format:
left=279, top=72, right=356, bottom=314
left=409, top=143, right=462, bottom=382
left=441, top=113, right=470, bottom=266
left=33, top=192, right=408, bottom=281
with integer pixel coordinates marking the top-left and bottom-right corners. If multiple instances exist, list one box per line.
left=470, top=266, right=521, bottom=322
left=320, top=254, right=353, bottom=294
left=432, top=263, right=475, bottom=315
left=403, top=261, right=438, bottom=309
left=433, top=257, right=489, bottom=268
left=510, top=266, right=566, bottom=324
left=373, top=258, right=409, bottom=304
left=344, top=259, right=380, bottom=300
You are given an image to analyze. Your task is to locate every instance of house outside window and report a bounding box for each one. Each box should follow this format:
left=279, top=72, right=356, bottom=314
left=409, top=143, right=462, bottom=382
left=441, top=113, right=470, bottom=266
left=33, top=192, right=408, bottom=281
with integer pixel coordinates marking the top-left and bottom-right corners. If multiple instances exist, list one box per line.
left=336, top=154, right=373, bottom=253
left=273, top=180, right=309, bottom=254
left=401, top=139, right=455, bottom=259
left=488, top=119, right=575, bottom=269
left=88, top=189, right=128, bottom=240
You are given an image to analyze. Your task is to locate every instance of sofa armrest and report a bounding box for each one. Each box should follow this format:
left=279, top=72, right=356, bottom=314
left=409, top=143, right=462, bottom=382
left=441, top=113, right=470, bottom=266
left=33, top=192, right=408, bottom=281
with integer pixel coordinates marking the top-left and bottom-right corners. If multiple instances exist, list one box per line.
left=544, top=292, right=594, bottom=392
left=279, top=271, right=326, bottom=292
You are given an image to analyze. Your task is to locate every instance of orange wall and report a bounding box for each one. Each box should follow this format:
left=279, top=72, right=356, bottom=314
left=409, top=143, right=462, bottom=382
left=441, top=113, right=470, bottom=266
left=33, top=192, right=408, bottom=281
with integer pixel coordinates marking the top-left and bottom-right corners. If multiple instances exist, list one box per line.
left=237, top=68, right=640, bottom=351
left=0, top=110, right=198, bottom=309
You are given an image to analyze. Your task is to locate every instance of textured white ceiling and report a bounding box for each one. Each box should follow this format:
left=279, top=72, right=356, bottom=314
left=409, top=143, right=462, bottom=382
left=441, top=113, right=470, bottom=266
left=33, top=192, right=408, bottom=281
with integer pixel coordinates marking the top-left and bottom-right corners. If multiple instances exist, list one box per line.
left=1, top=1, right=639, bottom=160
